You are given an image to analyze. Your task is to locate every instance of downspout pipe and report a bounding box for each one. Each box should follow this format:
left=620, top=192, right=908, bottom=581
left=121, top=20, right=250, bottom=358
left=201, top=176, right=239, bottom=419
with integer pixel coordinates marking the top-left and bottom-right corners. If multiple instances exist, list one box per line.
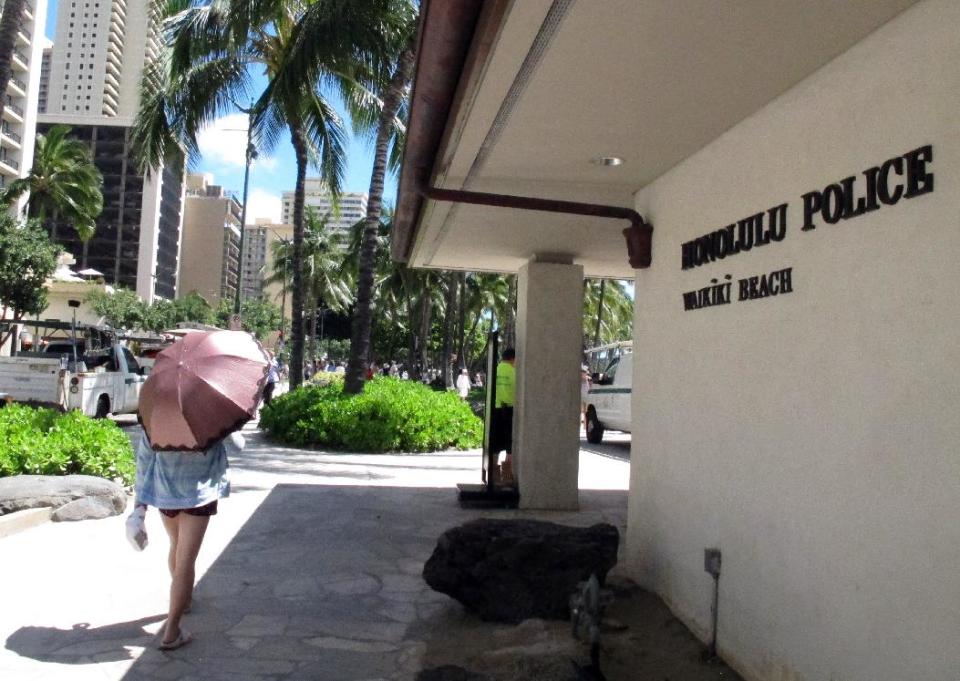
left=421, top=187, right=653, bottom=269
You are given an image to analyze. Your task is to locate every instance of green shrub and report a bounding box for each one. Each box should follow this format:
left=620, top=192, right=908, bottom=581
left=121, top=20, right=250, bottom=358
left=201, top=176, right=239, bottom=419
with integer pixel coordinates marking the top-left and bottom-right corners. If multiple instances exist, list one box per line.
left=0, top=404, right=135, bottom=484
left=260, top=376, right=483, bottom=453
left=308, top=371, right=344, bottom=387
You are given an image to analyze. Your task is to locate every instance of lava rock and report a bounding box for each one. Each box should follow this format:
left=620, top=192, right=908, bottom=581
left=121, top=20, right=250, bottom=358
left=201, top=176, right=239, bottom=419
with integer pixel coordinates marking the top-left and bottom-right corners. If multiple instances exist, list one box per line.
left=416, top=666, right=491, bottom=681
left=423, top=519, right=619, bottom=623
left=0, top=475, right=126, bottom=517
left=51, top=496, right=125, bottom=522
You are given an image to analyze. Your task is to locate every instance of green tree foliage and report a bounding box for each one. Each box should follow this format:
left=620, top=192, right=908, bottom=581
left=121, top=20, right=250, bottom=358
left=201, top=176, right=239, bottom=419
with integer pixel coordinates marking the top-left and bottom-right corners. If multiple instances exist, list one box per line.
left=172, top=292, right=214, bottom=326
left=140, top=298, right=177, bottom=333
left=0, top=218, right=59, bottom=349
left=133, top=0, right=410, bottom=389
left=583, top=279, right=633, bottom=347
left=214, top=297, right=283, bottom=340
left=86, top=287, right=144, bottom=330
left=0, top=125, right=104, bottom=241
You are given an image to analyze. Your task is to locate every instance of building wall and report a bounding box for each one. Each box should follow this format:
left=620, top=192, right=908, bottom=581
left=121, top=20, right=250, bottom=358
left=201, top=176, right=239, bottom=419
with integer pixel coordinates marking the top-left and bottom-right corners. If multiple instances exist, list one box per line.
left=627, top=4, right=959, bottom=681
left=45, top=0, right=156, bottom=120
left=241, top=221, right=293, bottom=304
left=179, top=197, right=240, bottom=305
left=36, top=123, right=179, bottom=304
left=37, top=42, right=51, bottom=114
left=0, top=0, right=49, bottom=214
left=281, top=180, right=368, bottom=233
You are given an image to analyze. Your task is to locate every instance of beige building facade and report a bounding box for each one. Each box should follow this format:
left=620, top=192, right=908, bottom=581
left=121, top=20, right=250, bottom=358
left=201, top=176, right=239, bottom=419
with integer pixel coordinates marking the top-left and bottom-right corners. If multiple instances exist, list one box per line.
left=243, top=219, right=293, bottom=316
left=1, top=0, right=49, bottom=216
left=178, top=174, right=242, bottom=305
left=394, top=2, right=958, bottom=680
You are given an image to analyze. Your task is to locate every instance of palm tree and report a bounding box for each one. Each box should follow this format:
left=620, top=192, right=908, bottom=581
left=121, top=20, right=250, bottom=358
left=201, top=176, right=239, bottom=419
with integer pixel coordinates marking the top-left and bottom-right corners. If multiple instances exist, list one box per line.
left=266, top=207, right=353, bottom=358
left=131, top=0, right=405, bottom=388
left=1, top=125, right=104, bottom=240
left=344, top=5, right=417, bottom=393
left=0, top=0, right=28, bottom=122
left=583, top=279, right=633, bottom=346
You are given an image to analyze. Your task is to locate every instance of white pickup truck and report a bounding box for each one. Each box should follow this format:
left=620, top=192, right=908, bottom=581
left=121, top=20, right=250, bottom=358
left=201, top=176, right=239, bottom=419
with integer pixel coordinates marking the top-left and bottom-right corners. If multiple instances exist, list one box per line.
left=0, top=343, right=147, bottom=418
left=584, top=350, right=632, bottom=444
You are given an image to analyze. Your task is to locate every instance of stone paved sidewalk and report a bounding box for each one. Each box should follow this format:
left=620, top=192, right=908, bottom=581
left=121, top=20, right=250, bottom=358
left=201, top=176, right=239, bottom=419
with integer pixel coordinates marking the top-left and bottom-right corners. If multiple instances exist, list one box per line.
left=0, top=426, right=629, bottom=681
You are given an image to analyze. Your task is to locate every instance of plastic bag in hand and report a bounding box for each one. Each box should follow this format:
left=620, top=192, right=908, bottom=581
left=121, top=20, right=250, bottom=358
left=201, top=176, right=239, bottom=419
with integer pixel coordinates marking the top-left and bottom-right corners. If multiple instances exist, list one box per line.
left=125, top=505, right=148, bottom=551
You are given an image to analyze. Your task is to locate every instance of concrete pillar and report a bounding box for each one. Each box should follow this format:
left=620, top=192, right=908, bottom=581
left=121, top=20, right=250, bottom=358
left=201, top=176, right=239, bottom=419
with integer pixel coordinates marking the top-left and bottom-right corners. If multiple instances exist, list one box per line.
left=514, top=257, right=583, bottom=510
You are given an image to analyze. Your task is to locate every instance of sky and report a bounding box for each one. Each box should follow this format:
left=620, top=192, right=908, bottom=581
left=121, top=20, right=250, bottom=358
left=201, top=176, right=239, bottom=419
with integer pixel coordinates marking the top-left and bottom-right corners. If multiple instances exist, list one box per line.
left=45, top=0, right=398, bottom=225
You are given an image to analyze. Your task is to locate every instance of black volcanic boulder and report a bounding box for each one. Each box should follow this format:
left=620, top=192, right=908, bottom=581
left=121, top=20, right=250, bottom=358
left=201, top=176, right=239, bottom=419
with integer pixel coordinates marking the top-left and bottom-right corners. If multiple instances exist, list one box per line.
left=422, top=519, right=619, bottom=623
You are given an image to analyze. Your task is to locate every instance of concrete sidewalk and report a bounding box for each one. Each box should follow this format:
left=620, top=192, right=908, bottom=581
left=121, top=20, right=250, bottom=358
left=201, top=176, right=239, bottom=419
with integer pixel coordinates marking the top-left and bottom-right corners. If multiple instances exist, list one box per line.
left=0, top=427, right=630, bottom=681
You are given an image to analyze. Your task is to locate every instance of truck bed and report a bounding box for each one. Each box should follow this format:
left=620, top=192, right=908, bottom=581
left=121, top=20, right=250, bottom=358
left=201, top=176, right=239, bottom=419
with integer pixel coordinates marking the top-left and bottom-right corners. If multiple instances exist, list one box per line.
left=0, top=357, right=66, bottom=408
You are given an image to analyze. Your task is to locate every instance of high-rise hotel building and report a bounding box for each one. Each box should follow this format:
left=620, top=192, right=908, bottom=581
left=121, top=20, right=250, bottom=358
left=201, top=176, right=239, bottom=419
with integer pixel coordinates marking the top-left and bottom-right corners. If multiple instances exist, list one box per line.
left=0, top=0, right=49, bottom=216
left=38, top=0, right=184, bottom=302
left=281, top=179, right=368, bottom=234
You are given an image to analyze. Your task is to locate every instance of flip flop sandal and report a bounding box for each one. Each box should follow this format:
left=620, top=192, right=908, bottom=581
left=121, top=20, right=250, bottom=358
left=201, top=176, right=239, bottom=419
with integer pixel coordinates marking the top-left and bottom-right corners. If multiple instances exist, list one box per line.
left=158, top=631, right=193, bottom=651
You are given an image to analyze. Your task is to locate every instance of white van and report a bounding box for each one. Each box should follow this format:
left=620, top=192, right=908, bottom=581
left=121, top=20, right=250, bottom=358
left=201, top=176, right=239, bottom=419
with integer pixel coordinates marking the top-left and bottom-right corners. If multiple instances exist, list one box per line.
left=584, top=350, right=632, bottom=444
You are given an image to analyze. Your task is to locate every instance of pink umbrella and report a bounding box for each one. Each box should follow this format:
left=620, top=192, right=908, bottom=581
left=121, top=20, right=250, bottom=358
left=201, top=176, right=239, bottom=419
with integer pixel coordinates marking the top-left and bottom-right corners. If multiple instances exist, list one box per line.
left=140, top=330, right=269, bottom=451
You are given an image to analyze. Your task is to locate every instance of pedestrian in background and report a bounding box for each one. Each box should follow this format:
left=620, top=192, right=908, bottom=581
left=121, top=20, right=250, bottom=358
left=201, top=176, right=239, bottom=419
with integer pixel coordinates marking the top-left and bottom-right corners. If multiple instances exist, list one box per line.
left=456, top=368, right=471, bottom=399
left=490, top=348, right=516, bottom=484
left=262, top=351, right=280, bottom=406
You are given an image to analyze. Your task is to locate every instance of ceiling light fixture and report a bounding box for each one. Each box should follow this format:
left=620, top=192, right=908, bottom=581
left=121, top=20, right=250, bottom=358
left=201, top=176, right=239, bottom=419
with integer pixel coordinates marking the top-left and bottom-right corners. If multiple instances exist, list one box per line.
left=594, top=156, right=624, bottom=167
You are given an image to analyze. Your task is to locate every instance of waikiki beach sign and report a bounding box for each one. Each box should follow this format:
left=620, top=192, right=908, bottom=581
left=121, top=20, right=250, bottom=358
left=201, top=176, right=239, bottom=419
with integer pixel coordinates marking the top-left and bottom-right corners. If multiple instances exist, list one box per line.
left=680, top=145, right=934, bottom=311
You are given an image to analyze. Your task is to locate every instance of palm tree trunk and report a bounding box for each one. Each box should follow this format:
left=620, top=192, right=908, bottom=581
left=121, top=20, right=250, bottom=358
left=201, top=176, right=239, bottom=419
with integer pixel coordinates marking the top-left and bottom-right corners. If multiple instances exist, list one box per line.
left=417, top=291, right=431, bottom=379
left=442, top=273, right=456, bottom=388
left=345, top=47, right=415, bottom=394
left=288, top=124, right=309, bottom=388
left=0, top=0, right=26, bottom=122
left=456, top=271, right=467, bottom=368
left=593, top=279, right=606, bottom=347
left=504, top=277, right=517, bottom=348
left=309, top=300, right=319, bottom=365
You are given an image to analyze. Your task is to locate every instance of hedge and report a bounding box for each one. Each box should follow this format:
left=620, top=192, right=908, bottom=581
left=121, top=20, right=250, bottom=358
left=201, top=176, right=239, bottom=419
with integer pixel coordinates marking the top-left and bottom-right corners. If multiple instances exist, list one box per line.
left=260, top=376, right=483, bottom=452
left=0, top=404, right=135, bottom=484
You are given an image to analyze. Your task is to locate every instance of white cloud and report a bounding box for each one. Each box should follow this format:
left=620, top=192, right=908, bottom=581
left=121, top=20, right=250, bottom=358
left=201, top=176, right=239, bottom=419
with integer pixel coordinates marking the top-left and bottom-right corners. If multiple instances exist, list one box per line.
left=196, top=114, right=277, bottom=170
left=245, top=188, right=282, bottom=225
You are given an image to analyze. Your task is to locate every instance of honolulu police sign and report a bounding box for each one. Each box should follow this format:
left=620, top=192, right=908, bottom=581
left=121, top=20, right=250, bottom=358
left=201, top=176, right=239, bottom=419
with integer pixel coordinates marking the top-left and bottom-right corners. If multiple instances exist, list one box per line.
left=681, top=145, right=934, bottom=311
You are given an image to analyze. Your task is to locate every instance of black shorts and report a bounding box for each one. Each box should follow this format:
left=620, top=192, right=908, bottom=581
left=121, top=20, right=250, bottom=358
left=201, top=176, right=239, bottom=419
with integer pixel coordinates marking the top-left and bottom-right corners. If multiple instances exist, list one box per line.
left=159, top=500, right=218, bottom=518
left=489, top=406, right=513, bottom=455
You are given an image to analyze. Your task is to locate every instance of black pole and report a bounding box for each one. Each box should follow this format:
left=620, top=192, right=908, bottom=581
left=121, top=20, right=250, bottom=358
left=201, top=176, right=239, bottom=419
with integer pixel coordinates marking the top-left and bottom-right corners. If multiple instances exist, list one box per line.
left=234, top=108, right=255, bottom=315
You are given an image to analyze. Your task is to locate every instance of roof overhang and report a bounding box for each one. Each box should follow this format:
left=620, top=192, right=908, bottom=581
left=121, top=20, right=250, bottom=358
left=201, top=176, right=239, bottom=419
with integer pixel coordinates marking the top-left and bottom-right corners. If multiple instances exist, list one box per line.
left=394, top=0, right=919, bottom=277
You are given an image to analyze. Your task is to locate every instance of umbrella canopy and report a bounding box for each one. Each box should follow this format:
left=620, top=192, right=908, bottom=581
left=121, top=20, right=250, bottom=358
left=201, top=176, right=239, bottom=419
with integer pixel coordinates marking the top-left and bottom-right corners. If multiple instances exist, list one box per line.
left=77, top=268, right=104, bottom=277
left=140, top=330, right=269, bottom=451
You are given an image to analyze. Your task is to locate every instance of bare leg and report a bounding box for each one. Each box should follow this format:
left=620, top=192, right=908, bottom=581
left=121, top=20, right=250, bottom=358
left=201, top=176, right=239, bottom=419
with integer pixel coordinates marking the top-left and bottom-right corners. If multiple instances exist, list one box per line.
left=160, top=512, right=178, bottom=578
left=161, top=513, right=209, bottom=644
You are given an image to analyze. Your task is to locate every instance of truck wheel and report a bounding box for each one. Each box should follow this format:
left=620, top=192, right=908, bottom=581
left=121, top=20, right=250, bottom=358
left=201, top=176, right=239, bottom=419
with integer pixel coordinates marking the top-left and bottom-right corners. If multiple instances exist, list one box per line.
left=586, top=407, right=604, bottom=444
left=95, top=395, right=110, bottom=419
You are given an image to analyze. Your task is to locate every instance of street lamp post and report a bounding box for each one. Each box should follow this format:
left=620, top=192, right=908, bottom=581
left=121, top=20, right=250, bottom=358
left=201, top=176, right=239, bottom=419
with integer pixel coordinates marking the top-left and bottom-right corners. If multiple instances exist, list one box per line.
left=233, top=108, right=258, bottom=315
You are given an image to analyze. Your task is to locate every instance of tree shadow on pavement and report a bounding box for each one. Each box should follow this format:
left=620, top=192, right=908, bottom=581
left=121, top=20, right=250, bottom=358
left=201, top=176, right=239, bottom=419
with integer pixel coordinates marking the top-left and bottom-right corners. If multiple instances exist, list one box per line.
left=5, top=614, right=166, bottom=664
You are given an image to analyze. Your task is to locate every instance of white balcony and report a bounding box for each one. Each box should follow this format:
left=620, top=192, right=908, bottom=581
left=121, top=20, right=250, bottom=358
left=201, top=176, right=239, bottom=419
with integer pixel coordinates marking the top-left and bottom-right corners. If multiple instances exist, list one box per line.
left=6, top=77, right=26, bottom=97
left=15, top=30, right=29, bottom=47
left=11, top=50, right=28, bottom=71
left=1, top=125, right=22, bottom=149
left=2, top=99, right=24, bottom=124
left=0, top=154, right=20, bottom=176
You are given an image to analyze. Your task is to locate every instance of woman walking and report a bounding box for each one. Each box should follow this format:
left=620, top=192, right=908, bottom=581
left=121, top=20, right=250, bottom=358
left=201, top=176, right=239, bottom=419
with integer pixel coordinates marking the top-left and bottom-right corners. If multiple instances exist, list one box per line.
left=133, top=330, right=269, bottom=651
